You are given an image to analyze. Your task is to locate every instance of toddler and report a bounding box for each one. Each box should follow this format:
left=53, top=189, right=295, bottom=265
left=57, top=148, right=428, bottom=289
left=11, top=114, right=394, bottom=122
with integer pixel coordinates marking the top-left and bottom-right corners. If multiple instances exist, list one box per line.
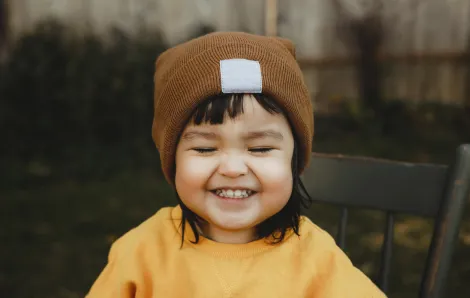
left=86, top=32, right=386, bottom=298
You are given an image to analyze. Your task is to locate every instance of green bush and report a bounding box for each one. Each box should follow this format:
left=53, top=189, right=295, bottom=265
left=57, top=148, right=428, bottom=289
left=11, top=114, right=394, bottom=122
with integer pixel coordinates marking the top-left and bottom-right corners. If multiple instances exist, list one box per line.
left=0, top=20, right=167, bottom=161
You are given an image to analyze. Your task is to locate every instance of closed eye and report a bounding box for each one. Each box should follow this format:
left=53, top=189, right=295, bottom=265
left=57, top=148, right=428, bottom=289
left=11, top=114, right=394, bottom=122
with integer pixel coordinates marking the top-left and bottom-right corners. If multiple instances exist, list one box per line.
left=249, top=147, right=274, bottom=153
left=192, top=147, right=274, bottom=154
left=193, top=148, right=216, bottom=154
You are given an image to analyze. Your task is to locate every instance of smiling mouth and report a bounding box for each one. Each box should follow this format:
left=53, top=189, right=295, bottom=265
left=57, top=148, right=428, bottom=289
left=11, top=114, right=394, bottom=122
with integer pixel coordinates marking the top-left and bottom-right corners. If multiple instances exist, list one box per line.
left=210, top=189, right=257, bottom=199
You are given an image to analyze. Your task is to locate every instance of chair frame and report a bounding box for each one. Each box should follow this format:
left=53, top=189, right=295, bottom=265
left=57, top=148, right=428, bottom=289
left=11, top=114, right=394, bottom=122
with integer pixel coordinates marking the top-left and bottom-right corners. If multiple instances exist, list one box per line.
left=300, top=144, right=470, bottom=297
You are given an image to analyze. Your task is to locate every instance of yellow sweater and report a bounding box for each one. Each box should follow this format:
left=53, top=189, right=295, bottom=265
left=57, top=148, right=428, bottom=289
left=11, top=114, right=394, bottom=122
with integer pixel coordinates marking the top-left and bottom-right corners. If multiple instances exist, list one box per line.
left=86, top=205, right=386, bottom=298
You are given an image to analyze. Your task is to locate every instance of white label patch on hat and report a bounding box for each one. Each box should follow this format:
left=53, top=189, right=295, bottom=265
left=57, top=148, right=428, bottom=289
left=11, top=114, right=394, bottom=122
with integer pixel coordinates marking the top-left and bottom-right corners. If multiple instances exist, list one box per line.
left=220, top=59, right=262, bottom=93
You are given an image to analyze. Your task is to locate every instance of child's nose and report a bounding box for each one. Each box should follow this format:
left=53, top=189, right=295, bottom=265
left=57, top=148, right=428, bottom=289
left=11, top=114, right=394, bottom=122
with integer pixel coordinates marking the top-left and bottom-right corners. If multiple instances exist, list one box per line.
left=217, top=153, right=248, bottom=177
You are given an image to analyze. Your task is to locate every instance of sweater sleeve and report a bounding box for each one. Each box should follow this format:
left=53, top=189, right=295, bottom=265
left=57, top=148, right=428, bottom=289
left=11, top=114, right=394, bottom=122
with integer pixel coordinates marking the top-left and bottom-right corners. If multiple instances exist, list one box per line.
left=315, top=254, right=388, bottom=298
left=85, top=240, right=137, bottom=298
left=310, top=227, right=388, bottom=298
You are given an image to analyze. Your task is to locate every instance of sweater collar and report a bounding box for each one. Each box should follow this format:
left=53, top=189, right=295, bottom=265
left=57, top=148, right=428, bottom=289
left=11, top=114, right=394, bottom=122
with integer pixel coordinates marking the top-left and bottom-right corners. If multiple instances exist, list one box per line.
left=170, top=204, right=298, bottom=258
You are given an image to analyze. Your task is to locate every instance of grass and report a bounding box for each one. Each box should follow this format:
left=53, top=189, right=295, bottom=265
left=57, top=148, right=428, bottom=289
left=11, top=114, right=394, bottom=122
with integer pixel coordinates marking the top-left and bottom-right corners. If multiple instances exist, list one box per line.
left=1, top=131, right=469, bottom=298
left=1, top=163, right=175, bottom=298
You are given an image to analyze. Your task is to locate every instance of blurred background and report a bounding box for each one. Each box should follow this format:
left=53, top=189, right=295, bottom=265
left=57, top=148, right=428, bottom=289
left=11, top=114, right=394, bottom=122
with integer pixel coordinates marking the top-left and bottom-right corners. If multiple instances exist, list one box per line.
left=1, top=0, right=470, bottom=297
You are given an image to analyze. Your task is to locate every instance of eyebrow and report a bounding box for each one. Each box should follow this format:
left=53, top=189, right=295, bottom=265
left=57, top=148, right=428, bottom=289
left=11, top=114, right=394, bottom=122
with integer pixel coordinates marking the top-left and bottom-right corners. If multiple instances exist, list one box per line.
left=181, top=129, right=284, bottom=141
left=244, top=129, right=284, bottom=141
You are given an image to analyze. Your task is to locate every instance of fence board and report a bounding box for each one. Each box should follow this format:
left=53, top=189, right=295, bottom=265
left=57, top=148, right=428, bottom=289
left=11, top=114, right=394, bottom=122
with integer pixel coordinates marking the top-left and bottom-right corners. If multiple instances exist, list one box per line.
left=5, top=0, right=470, bottom=108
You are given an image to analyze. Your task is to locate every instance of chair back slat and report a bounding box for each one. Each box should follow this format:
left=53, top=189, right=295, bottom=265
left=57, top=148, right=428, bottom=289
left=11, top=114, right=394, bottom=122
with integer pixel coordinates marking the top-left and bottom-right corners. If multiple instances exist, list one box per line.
left=335, top=208, right=348, bottom=250
left=301, top=154, right=448, bottom=217
left=378, top=212, right=395, bottom=293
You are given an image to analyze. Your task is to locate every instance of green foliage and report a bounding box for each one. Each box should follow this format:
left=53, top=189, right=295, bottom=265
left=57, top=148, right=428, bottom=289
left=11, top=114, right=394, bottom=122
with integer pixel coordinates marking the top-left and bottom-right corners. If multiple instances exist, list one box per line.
left=334, top=98, right=470, bottom=142
left=0, top=20, right=167, bottom=161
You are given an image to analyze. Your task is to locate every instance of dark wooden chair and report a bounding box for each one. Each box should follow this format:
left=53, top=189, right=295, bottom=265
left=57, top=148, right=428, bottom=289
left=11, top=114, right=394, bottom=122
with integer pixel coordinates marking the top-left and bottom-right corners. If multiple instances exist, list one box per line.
left=300, top=144, right=470, bottom=298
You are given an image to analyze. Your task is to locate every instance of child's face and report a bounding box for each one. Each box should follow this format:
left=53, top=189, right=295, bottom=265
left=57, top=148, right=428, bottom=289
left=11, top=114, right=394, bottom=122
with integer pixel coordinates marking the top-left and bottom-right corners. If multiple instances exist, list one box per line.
left=175, top=95, right=294, bottom=243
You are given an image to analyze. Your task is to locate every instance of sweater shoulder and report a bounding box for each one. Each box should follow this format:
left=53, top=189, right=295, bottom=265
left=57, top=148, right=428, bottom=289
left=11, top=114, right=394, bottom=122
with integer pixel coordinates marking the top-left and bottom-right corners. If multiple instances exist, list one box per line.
left=295, top=216, right=355, bottom=267
left=298, top=215, right=338, bottom=248
left=296, top=216, right=386, bottom=297
left=107, top=206, right=177, bottom=261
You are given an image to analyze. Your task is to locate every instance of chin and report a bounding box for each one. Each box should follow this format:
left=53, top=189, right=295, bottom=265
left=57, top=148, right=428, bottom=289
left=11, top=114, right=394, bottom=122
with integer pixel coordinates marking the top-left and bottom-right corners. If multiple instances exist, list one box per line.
left=208, top=212, right=260, bottom=231
left=209, top=213, right=259, bottom=231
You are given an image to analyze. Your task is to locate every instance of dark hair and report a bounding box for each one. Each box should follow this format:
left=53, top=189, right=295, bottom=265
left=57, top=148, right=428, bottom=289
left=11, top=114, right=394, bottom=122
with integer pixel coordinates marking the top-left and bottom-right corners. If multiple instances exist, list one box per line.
left=176, top=93, right=312, bottom=246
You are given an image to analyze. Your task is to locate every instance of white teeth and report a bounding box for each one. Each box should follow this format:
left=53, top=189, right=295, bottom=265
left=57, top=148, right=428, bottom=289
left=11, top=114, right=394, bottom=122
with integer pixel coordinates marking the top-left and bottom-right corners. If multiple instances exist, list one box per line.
left=214, top=189, right=253, bottom=198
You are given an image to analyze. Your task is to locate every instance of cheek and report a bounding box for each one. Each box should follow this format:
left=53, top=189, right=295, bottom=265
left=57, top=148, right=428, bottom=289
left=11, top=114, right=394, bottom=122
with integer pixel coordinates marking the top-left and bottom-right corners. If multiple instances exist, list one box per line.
left=252, top=157, right=293, bottom=193
left=175, top=155, right=215, bottom=192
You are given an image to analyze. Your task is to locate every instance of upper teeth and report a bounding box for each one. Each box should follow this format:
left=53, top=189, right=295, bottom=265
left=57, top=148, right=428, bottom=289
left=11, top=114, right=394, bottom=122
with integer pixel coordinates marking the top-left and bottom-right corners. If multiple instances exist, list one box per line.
left=215, top=189, right=253, bottom=198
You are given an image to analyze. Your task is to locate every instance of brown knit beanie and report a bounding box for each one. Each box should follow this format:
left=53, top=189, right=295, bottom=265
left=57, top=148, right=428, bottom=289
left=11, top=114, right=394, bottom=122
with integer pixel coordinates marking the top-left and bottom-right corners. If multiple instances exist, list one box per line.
left=152, top=32, right=313, bottom=185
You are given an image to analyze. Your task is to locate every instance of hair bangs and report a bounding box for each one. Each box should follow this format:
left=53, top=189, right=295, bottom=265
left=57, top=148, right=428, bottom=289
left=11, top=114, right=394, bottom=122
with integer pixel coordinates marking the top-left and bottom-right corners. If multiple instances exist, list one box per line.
left=190, top=93, right=283, bottom=126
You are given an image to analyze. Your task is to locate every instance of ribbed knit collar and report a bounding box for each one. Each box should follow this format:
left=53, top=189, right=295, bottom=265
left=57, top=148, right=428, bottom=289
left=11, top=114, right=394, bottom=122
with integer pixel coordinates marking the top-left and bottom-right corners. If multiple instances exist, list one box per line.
left=170, top=205, right=298, bottom=258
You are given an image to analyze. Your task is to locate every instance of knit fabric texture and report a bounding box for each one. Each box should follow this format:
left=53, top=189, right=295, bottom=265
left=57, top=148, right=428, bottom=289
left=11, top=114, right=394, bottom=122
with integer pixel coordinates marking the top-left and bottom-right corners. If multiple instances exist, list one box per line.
left=85, top=205, right=387, bottom=298
left=152, top=32, right=314, bottom=185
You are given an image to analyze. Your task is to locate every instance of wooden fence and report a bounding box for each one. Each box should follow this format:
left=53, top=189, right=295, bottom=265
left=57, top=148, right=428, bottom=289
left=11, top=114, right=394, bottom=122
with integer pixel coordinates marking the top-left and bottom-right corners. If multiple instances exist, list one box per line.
left=298, top=51, right=470, bottom=112
left=4, top=0, right=470, bottom=109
